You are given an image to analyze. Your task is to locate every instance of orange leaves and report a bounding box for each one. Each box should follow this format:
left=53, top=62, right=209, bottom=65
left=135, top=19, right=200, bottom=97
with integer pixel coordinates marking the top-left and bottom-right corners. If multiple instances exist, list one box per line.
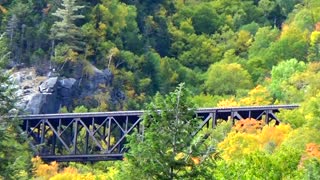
left=234, top=118, right=265, bottom=134
left=299, top=143, right=320, bottom=168
left=315, top=22, right=320, bottom=31
left=305, top=143, right=320, bottom=159
left=191, top=157, right=201, bottom=165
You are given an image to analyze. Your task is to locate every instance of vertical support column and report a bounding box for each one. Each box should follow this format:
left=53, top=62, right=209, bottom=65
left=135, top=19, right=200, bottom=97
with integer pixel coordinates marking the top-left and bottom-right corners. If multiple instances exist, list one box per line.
left=125, top=116, right=129, bottom=133
left=265, top=110, right=270, bottom=124
left=118, top=117, right=125, bottom=153
left=40, top=119, right=46, bottom=154
left=107, top=118, right=112, bottom=152
left=212, top=112, right=217, bottom=128
left=25, top=119, right=29, bottom=134
left=73, top=119, right=78, bottom=155
left=231, top=111, right=235, bottom=125
left=51, top=134, right=56, bottom=155
left=85, top=130, right=89, bottom=154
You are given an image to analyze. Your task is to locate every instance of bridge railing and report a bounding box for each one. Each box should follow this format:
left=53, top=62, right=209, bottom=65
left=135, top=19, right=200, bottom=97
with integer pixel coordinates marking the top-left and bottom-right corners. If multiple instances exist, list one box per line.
left=18, top=104, right=299, bottom=162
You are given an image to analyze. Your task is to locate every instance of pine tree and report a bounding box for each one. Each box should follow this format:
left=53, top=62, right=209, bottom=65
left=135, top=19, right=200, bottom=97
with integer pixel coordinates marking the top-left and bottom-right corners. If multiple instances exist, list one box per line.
left=0, top=34, right=31, bottom=179
left=51, top=0, right=85, bottom=52
left=118, top=84, right=213, bottom=179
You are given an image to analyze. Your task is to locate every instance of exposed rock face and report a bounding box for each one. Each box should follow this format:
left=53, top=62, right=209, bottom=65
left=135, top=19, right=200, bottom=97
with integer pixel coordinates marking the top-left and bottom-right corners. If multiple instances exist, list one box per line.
left=12, top=65, right=115, bottom=114
left=39, top=77, right=58, bottom=94
left=80, top=66, right=113, bottom=97
left=58, top=78, right=78, bottom=108
left=25, top=77, right=60, bottom=114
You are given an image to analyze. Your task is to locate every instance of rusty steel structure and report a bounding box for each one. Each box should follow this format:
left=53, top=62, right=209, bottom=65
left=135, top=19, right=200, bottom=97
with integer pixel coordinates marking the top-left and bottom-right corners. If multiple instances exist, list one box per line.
left=19, top=105, right=298, bottom=162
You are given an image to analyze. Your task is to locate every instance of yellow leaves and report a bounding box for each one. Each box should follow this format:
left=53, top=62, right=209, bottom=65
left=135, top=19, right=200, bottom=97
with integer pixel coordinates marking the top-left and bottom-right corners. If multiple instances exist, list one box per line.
left=180, top=18, right=194, bottom=34
left=66, top=49, right=79, bottom=62
left=31, top=156, right=116, bottom=179
left=310, top=31, right=320, bottom=46
left=280, top=23, right=290, bottom=38
left=217, top=97, right=239, bottom=107
left=174, top=152, right=186, bottom=161
left=216, top=85, right=272, bottom=107
left=259, top=124, right=292, bottom=148
left=236, top=30, right=252, bottom=51
left=0, top=5, right=8, bottom=14
left=218, top=132, right=259, bottom=161
left=239, top=85, right=272, bottom=106
left=218, top=123, right=292, bottom=161
left=99, top=22, right=107, bottom=31
left=32, top=156, right=58, bottom=179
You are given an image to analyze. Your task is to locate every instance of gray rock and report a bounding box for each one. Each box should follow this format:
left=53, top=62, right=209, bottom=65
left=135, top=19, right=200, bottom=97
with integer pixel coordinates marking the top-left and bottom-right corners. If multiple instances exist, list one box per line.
left=25, top=94, right=45, bottom=114
left=81, top=67, right=113, bottom=95
left=39, top=77, right=58, bottom=93
left=59, top=78, right=76, bottom=89
left=25, top=93, right=60, bottom=114
left=58, top=78, right=78, bottom=108
left=23, top=89, right=31, bottom=94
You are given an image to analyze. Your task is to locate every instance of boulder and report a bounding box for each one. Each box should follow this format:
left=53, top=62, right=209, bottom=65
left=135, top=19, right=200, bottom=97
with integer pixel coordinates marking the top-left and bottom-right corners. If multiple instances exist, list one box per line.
left=81, top=66, right=113, bottom=96
left=58, top=78, right=77, bottom=108
left=25, top=93, right=60, bottom=114
left=39, top=77, right=58, bottom=94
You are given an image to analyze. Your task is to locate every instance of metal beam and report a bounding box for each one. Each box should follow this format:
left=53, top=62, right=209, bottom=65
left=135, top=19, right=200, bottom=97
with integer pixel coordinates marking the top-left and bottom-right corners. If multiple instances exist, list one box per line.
left=18, top=105, right=299, bottom=162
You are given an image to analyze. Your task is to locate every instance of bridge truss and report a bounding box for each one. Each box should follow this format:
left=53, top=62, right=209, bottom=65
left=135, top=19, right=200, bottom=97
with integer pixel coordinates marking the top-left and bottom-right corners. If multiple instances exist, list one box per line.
left=19, top=105, right=298, bottom=162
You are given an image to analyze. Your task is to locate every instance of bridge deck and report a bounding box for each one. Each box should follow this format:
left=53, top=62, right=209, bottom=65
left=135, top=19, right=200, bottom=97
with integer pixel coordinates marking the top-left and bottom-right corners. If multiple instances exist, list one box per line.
left=18, top=105, right=299, bottom=162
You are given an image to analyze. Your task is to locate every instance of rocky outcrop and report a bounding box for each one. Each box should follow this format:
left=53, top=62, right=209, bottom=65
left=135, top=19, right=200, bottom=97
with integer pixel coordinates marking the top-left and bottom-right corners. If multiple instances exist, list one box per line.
left=25, top=77, right=60, bottom=114
left=12, top=65, right=115, bottom=114
left=58, top=78, right=77, bottom=108
left=39, top=77, right=58, bottom=94
left=80, top=65, right=113, bottom=97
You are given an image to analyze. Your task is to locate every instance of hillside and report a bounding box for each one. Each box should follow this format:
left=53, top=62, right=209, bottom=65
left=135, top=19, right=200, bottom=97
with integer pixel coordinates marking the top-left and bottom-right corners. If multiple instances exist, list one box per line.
left=1, top=0, right=320, bottom=179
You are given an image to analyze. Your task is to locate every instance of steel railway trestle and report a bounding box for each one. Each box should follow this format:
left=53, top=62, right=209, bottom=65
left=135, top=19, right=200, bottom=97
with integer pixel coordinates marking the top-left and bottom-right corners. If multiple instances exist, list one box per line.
left=19, top=105, right=299, bottom=162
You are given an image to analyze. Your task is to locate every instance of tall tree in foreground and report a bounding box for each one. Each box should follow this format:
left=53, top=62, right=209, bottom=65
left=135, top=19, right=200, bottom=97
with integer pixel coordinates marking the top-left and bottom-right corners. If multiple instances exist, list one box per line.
left=118, top=83, right=214, bottom=179
left=0, top=34, right=31, bottom=179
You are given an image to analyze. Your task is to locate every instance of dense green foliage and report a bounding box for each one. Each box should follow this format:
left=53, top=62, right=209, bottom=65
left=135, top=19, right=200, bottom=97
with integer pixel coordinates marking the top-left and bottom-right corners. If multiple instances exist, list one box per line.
left=0, top=34, right=31, bottom=179
left=118, top=84, right=212, bottom=179
left=2, top=0, right=319, bottom=110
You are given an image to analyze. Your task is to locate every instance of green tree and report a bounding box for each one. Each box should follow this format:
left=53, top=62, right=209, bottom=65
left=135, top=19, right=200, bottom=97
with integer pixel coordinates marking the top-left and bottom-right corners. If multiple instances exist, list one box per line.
left=51, top=0, right=85, bottom=52
left=269, top=58, right=306, bottom=102
left=205, top=62, right=252, bottom=95
left=118, top=84, right=211, bottom=179
left=0, top=34, right=31, bottom=179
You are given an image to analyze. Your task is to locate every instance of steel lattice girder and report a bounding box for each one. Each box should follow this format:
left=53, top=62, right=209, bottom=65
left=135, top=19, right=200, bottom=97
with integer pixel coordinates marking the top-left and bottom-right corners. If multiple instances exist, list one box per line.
left=19, top=105, right=299, bottom=162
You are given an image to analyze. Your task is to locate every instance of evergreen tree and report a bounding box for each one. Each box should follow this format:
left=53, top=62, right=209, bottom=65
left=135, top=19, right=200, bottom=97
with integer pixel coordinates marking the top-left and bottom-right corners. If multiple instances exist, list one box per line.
left=0, top=34, right=31, bottom=179
left=51, top=0, right=85, bottom=52
left=118, top=84, right=213, bottom=179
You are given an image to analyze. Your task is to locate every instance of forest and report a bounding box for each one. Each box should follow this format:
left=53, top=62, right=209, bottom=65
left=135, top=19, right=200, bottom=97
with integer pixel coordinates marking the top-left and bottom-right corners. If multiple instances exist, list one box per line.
left=1, top=0, right=320, bottom=179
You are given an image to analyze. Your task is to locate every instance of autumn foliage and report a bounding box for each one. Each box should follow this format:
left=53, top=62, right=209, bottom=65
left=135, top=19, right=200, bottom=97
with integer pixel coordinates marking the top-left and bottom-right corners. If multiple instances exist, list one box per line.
left=233, top=118, right=265, bottom=134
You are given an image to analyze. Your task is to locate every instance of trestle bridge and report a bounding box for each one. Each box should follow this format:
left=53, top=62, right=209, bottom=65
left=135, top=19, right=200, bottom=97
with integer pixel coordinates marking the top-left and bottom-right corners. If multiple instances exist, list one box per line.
left=19, top=105, right=298, bottom=162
